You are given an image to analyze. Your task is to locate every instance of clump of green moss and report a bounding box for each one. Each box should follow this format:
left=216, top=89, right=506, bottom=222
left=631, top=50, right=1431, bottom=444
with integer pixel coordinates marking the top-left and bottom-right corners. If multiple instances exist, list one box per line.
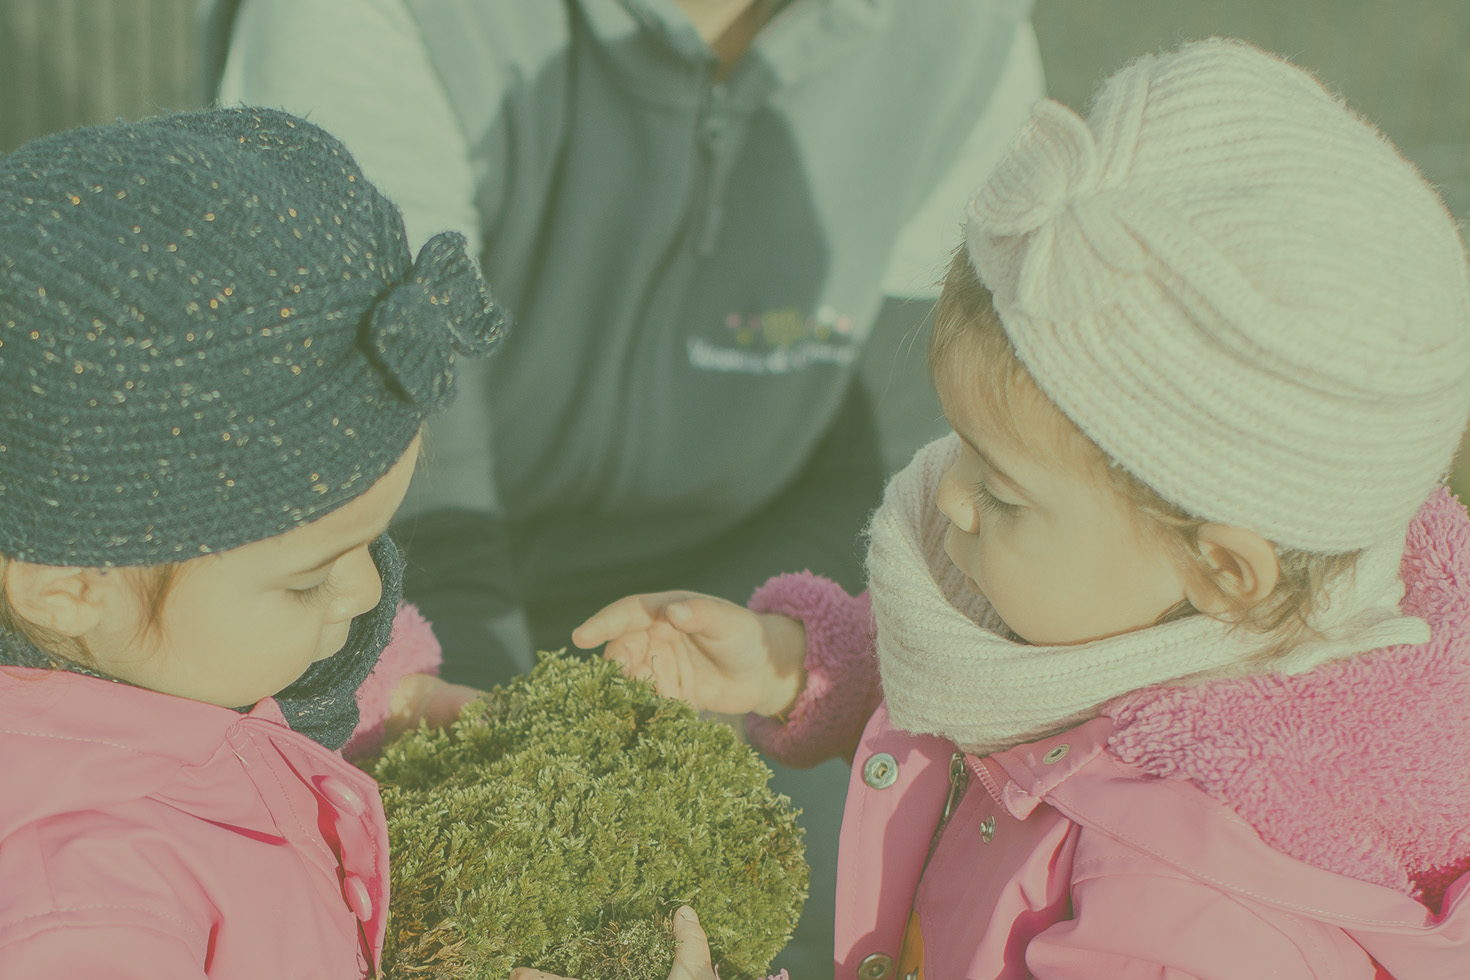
left=374, top=650, right=808, bottom=980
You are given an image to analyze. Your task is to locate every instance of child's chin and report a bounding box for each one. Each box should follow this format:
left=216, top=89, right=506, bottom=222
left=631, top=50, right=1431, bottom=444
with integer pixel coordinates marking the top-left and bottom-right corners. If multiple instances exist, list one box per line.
left=313, top=634, right=350, bottom=663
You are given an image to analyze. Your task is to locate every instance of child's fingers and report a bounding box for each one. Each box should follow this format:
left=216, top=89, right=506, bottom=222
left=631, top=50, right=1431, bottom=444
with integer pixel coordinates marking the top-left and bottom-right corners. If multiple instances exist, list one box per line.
left=571, top=592, right=698, bottom=649
left=571, top=595, right=658, bottom=648
left=602, top=635, right=655, bottom=684
left=648, top=645, right=685, bottom=700
left=506, top=910, right=711, bottom=980
left=663, top=596, right=743, bottom=642
left=423, top=682, right=485, bottom=728
left=667, top=907, right=715, bottom=980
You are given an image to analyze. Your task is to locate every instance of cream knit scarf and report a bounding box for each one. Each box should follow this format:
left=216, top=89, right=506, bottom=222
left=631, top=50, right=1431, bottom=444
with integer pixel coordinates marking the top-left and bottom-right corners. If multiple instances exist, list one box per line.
left=868, top=435, right=1431, bottom=756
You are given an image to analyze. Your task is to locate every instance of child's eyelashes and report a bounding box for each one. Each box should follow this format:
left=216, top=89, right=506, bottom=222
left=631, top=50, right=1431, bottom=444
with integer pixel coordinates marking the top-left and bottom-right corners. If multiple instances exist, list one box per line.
left=971, top=480, right=1020, bottom=518
left=289, top=575, right=342, bottom=605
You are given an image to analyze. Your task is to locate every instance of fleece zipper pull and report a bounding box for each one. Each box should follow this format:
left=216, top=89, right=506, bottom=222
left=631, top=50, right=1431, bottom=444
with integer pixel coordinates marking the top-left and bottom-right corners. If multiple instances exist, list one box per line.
left=697, top=82, right=733, bottom=255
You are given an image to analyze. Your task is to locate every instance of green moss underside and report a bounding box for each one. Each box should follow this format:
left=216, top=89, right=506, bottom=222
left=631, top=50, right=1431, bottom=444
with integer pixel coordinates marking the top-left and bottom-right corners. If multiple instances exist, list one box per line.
left=374, top=650, right=809, bottom=980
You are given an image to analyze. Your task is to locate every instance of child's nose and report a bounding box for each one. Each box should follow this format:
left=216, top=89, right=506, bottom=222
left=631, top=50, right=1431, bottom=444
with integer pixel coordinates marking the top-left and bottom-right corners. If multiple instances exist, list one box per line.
left=935, top=463, right=979, bottom=534
left=328, top=545, right=383, bottom=623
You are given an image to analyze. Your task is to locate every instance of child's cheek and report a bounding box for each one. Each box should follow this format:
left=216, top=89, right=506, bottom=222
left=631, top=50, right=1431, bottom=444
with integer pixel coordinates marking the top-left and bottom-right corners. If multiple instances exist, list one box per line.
left=316, top=614, right=354, bottom=661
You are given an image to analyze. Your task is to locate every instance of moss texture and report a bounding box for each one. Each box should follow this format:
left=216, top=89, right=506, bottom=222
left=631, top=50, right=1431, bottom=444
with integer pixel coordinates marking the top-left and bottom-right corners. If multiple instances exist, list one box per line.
left=374, top=650, right=809, bottom=980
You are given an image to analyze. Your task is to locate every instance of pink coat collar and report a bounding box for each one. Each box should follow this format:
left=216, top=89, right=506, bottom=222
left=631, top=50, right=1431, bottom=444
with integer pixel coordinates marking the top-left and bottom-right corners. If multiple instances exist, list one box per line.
left=1104, top=488, right=1470, bottom=911
left=0, top=667, right=300, bottom=840
left=986, top=718, right=1470, bottom=980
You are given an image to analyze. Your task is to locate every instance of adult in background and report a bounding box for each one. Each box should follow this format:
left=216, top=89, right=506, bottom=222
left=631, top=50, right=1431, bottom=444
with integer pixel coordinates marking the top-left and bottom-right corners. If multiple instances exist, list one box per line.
left=205, top=1, right=1041, bottom=975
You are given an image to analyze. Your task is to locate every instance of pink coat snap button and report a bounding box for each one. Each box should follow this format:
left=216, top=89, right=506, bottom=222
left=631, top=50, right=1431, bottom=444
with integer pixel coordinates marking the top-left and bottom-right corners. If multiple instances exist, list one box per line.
left=320, top=776, right=367, bottom=816
left=342, top=873, right=373, bottom=921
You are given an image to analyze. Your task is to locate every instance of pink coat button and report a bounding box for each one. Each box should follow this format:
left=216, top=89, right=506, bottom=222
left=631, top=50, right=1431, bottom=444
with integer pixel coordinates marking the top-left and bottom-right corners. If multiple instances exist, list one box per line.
left=319, top=776, right=367, bottom=816
left=342, top=873, right=373, bottom=921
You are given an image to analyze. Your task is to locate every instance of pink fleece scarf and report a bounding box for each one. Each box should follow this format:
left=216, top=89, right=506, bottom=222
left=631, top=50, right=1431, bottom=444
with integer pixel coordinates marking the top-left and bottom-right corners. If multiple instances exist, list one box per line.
left=1106, top=488, right=1470, bottom=912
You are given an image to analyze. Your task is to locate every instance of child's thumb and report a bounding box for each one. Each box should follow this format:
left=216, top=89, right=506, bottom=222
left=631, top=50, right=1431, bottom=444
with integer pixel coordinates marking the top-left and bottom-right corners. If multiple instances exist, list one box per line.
left=668, top=599, right=732, bottom=640
left=667, top=907, right=715, bottom=980
left=666, top=601, right=709, bottom=637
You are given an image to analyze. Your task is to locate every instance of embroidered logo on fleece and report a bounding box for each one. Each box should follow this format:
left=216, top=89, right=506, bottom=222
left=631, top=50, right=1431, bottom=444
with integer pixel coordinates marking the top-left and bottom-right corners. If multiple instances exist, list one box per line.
left=687, top=305, right=859, bottom=374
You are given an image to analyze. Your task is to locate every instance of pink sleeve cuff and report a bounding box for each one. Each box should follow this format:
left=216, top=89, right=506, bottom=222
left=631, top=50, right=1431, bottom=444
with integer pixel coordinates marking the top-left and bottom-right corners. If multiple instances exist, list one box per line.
left=745, top=572, right=879, bottom=768
left=342, top=602, right=443, bottom=760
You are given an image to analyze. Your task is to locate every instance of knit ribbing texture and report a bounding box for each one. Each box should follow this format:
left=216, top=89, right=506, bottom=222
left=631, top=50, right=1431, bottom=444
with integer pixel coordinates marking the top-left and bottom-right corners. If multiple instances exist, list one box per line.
left=867, top=435, right=1429, bottom=756
left=964, top=39, right=1470, bottom=552
left=0, top=106, right=506, bottom=565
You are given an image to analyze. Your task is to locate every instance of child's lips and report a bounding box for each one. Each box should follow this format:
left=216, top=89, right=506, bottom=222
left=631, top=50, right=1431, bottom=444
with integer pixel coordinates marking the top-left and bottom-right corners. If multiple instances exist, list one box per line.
left=946, top=557, right=983, bottom=594
left=941, top=530, right=986, bottom=595
left=943, top=546, right=983, bottom=594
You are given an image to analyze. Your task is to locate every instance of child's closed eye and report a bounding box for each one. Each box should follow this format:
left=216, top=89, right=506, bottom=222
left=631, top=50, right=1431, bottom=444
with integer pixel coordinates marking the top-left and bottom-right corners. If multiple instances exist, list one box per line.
left=971, top=480, right=1020, bottom=518
left=290, top=575, right=343, bottom=605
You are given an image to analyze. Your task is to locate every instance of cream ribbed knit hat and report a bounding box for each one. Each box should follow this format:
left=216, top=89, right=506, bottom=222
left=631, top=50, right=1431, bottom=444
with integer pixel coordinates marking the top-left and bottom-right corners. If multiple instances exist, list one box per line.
left=964, top=38, right=1470, bottom=552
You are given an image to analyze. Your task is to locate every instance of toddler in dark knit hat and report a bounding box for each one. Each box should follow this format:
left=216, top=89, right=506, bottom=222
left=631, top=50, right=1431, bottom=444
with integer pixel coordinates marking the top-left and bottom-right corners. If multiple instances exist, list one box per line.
left=0, top=106, right=514, bottom=975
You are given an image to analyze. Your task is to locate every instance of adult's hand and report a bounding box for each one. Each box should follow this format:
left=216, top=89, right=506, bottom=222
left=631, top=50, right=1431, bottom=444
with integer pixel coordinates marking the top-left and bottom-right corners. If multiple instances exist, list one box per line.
left=508, top=906, right=714, bottom=980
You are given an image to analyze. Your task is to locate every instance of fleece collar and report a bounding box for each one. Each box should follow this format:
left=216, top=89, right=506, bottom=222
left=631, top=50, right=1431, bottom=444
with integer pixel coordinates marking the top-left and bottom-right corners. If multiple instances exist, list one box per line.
left=1104, top=488, right=1470, bottom=913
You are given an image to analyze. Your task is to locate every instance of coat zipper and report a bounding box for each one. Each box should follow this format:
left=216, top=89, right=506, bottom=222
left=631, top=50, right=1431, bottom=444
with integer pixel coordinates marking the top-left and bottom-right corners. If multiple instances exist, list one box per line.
left=921, top=752, right=970, bottom=869
left=897, top=752, right=971, bottom=975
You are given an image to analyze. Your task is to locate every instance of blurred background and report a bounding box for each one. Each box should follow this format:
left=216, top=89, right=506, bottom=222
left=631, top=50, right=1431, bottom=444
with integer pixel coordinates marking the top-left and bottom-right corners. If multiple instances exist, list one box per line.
left=4, top=0, right=1469, bottom=490
left=5, top=1, right=1464, bottom=216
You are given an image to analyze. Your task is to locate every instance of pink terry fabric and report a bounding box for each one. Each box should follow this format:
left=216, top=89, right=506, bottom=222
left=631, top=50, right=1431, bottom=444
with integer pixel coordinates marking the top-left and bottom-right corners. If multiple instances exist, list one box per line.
left=745, top=572, right=880, bottom=768
left=342, top=601, right=443, bottom=760
left=1106, top=488, right=1470, bottom=911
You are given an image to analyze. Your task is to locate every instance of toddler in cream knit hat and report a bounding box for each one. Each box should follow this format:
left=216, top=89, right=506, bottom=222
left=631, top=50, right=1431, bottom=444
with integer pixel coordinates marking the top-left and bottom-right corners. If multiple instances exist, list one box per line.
left=573, top=38, right=1470, bottom=976
left=582, top=32, right=1470, bottom=760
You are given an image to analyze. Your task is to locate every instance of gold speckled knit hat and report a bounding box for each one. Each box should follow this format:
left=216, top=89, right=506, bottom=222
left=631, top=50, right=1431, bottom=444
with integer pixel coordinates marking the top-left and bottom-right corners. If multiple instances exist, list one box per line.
left=0, top=106, right=506, bottom=565
left=964, top=39, right=1470, bottom=552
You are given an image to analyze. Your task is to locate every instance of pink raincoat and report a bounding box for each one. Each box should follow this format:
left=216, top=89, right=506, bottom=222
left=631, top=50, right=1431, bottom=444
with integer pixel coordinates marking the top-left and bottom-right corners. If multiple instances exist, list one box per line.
left=0, top=604, right=441, bottom=978
left=750, top=491, right=1470, bottom=979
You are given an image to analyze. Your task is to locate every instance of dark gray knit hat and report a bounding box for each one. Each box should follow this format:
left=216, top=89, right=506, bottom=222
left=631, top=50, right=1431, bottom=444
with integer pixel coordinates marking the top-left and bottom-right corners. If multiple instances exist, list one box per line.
left=0, top=106, right=504, bottom=565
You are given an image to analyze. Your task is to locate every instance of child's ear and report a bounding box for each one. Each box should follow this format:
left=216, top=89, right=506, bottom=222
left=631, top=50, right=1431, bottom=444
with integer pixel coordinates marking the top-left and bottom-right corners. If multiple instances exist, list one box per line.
left=3, top=562, right=110, bottom=638
left=1183, top=524, right=1281, bottom=618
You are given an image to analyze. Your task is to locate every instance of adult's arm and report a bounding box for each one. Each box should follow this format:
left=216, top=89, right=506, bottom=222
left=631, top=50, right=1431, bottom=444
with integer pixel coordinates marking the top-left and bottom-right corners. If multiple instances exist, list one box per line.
left=215, top=0, right=535, bottom=687
left=877, top=20, right=1045, bottom=304
left=860, top=23, right=1044, bottom=472
left=215, top=0, right=480, bottom=255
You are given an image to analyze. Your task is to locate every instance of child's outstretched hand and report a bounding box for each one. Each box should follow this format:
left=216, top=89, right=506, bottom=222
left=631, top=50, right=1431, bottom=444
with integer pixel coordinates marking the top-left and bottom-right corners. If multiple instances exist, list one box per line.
left=384, top=673, right=485, bottom=740
left=573, top=591, right=806, bottom=718
left=508, top=906, right=715, bottom=980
